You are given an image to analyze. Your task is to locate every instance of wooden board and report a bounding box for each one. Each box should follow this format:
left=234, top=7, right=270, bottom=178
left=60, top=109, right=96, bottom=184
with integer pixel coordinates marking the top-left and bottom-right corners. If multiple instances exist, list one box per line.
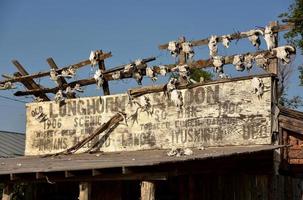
left=25, top=76, right=273, bottom=155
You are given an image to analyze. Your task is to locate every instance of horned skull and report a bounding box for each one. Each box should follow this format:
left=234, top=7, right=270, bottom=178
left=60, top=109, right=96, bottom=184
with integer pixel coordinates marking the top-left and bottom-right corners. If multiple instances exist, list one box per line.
left=251, top=77, right=264, bottom=98
left=146, top=67, right=157, bottom=82
left=159, top=65, right=168, bottom=76
left=272, top=45, right=296, bottom=64
left=212, top=56, right=225, bottom=74
left=232, top=55, right=245, bottom=71
left=264, top=25, right=276, bottom=50
left=246, top=29, right=263, bottom=48
left=50, top=69, right=58, bottom=81
left=255, top=54, right=268, bottom=69
left=244, top=54, right=254, bottom=71
left=181, top=42, right=195, bottom=59
left=89, top=50, right=102, bottom=67
left=0, top=82, right=16, bottom=90
left=222, top=35, right=231, bottom=48
left=208, top=35, right=218, bottom=58
left=54, top=90, right=64, bottom=103
left=168, top=41, right=180, bottom=57
left=111, top=71, right=121, bottom=80
left=94, top=69, right=104, bottom=88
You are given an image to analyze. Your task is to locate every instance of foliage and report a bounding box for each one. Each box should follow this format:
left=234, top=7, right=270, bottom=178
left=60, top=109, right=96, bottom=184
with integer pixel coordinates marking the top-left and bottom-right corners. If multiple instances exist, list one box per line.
left=279, top=0, right=303, bottom=53
left=280, top=95, right=303, bottom=109
left=189, top=68, right=213, bottom=82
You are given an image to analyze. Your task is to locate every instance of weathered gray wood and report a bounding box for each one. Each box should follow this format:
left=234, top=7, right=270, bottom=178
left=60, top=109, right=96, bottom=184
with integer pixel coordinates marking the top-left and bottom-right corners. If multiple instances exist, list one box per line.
left=141, top=181, right=155, bottom=200
left=46, top=57, right=76, bottom=98
left=268, top=21, right=279, bottom=75
left=159, top=23, right=293, bottom=49
left=79, top=182, right=91, bottom=200
left=14, top=50, right=275, bottom=97
left=12, top=60, right=50, bottom=101
left=25, top=76, right=273, bottom=155
left=0, top=52, right=112, bottom=85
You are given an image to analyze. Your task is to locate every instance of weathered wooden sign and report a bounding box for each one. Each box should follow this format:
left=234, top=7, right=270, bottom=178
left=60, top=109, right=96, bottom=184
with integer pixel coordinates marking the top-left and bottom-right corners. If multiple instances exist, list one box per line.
left=25, top=76, right=273, bottom=155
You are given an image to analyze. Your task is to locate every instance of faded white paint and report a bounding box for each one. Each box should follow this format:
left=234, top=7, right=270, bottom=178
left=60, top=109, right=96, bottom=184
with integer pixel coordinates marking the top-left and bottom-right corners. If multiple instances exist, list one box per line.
left=25, top=76, right=273, bottom=155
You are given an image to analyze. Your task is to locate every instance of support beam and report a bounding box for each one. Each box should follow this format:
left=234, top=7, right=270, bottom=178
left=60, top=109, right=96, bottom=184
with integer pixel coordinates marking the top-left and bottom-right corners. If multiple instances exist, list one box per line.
left=79, top=182, right=91, bottom=200
left=159, top=23, right=293, bottom=49
left=0, top=52, right=112, bottom=85
left=268, top=21, right=279, bottom=75
left=46, top=57, right=76, bottom=98
left=140, top=181, right=155, bottom=200
left=98, top=50, right=110, bottom=95
left=2, top=184, right=13, bottom=200
left=12, top=60, right=50, bottom=101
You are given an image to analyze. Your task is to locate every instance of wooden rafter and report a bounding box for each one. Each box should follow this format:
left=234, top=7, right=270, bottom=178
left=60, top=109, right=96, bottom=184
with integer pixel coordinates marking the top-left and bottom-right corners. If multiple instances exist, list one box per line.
left=158, top=23, right=293, bottom=49
left=13, top=50, right=274, bottom=97
left=0, top=52, right=112, bottom=85
left=97, top=50, right=110, bottom=95
left=46, top=57, right=76, bottom=98
left=11, top=60, right=50, bottom=101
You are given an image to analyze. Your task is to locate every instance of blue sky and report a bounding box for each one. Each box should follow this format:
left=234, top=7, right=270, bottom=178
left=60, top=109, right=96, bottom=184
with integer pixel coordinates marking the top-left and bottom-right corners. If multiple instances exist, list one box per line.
left=0, top=0, right=300, bottom=133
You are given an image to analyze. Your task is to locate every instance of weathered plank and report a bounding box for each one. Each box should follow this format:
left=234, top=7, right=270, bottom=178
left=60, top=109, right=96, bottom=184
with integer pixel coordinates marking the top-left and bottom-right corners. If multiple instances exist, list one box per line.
left=0, top=52, right=112, bottom=85
left=159, top=23, right=293, bottom=49
left=79, top=182, right=91, bottom=200
left=25, top=75, right=273, bottom=155
left=141, top=181, right=155, bottom=200
left=98, top=50, right=110, bottom=95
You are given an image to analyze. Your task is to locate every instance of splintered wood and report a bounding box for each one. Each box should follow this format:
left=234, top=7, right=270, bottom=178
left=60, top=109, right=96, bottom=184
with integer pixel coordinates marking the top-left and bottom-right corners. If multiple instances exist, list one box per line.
left=25, top=75, right=273, bottom=156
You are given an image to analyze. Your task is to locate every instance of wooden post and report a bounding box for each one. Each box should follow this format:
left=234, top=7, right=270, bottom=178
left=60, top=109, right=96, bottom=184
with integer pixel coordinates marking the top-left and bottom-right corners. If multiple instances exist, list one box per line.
left=79, top=182, right=91, bottom=200
left=2, top=184, right=13, bottom=200
left=268, top=21, right=279, bottom=75
left=140, top=181, right=155, bottom=200
left=98, top=50, right=110, bottom=95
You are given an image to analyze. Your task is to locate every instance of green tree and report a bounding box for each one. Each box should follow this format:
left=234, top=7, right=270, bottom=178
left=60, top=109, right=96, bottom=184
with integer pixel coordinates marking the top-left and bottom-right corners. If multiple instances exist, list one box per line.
left=278, top=0, right=303, bottom=108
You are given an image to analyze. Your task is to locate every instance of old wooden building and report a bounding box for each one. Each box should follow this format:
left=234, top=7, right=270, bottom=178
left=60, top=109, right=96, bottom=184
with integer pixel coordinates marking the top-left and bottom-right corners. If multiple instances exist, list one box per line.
left=0, top=21, right=302, bottom=199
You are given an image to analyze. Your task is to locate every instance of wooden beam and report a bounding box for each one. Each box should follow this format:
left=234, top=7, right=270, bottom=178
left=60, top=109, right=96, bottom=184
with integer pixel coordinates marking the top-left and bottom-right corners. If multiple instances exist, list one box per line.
left=98, top=50, right=110, bottom=95
left=0, top=52, right=112, bottom=85
left=79, top=182, right=91, bottom=200
left=159, top=23, right=294, bottom=49
left=268, top=21, right=279, bottom=75
left=140, top=181, right=155, bottom=200
left=46, top=57, right=76, bottom=98
left=1, top=184, right=13, bottom=200
left=12, top=60, right=50, bottom=101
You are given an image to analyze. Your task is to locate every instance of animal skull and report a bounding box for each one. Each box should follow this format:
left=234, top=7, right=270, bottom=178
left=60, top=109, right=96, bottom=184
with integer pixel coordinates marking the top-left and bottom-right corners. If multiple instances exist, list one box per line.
left=50, top=69, right=58, bottom=81
left=246, top=29, right=263, bottom=48
left=73, top=84, right=84, bottom=92
left=251, top=77, right=264, bottom=98
left=181, top=42, right=195, bottom=59
left=0, top=82, right=16, bottom=90
left=89, top=50, right=102, bottom=67
left=159, top=65, right=168, bottom=76
left=146, top=67, right=157, bottom=82
left=264, top=25, right=276, bottom=50
left=65, top=86, right=74, bottom=96
left=272, top=45, right=296, bottom=64
left=59, top=66, right=76, bottom=79
left=123, top=64, right=134, bottom=74
left=168, top=41, right=180, bottom=57
left=208, top=35, right=218, bottom=58
left=232, top=55, right=245, bottom=71
left=132, top=69, right=143, bottom=85
left=172, top=64, right=190, bottom=82
left=54, top=90, right=64, bottom=103
left=94, top=69, right=104, bottom=88
left=218, top=73, right=231, bottom=79
left=222, top=35, right=231, bottom=48
left=212, top=56, right=225, bottom=73
left=244, top=54, right=254, bottom=71
left=171, top=90, right=183, bottom=111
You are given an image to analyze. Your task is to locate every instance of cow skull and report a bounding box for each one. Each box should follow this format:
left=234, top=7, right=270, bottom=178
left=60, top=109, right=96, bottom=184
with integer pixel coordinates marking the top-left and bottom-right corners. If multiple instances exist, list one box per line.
left=222, top=35, right=231, bottom=48
left=232, top=55, right=245, bottom=71
left=94, top=69, right=104, bottom=88
left=272, top=45, right=296, bottom=64
left=251, top=77, right=264, bottom=98
left=208, top=35, right=218, bottom=58
left=246, top=29, right=263, bottom=48
left=181, top=42, right=195, bottom=59
left=89, top=50, right=102, bottom=67
left=170, top=89, right=183, bottom=111
left=172, top=64, right=190, bottom=82
left=146, top=67, right=157, bottom=82
left=59, top=66, right=76, bottom=79
left=168, top=41, right=180, bottom=57
left=264, top=25, right=276, bottom=50
left=54, top=90, right=64, bottom=103
left=111, top=71, right=121, bottom=80
left=0, top=82, right=16, bottom=90
left=159, top=65, right=168, bottom=76
left=50, top=69, right=58, bottom=81
left=212, top=56, right=225, bottom=74
left=244, top=54, right=254, bottom=71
